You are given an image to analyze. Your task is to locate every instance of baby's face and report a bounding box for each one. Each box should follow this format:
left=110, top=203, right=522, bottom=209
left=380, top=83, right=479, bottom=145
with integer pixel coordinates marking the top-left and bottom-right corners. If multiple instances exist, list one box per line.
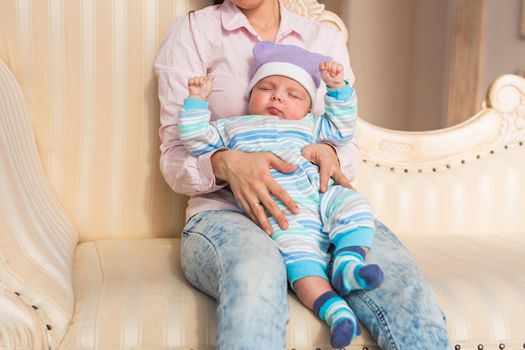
left=248, top=76, right=311, bottom=120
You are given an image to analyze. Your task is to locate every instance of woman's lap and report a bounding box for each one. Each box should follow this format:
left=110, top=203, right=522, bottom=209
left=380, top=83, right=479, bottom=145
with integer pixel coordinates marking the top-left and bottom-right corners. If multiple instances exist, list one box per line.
left=343, top=220, right=450, bottom=349
left=181, top=210, right=450, bottom=350
left=181, top=210, right=288, bottom=350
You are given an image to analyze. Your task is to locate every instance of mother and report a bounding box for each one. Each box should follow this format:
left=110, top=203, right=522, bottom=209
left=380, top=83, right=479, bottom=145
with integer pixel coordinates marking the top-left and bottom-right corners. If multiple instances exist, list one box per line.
left=155, top=0, right=450, bottom=349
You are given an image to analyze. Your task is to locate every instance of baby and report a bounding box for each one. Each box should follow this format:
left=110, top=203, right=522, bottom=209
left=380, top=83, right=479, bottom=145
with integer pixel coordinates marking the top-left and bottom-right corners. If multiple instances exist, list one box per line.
left=179, top=41, right=384, bottom=348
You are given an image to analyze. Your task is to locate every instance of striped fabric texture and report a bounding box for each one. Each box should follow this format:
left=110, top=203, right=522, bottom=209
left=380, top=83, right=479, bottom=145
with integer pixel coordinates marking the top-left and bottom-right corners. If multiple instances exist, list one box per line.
left=0, top=0, right=190, bottom=243
left=1, top=0, right=524, bottom=348
left=60, top=238, right=380, bottom=350
left=0, top=286, right=48, bottom=350
left=0, top=60, right=77, bottom=347
left=404, top=234, right=525, bottom=348
left=179, top=88, right=357, bottom=158
left=354, top=143, right=525, bottom=237
left=59, top=235, right=525, bottom=349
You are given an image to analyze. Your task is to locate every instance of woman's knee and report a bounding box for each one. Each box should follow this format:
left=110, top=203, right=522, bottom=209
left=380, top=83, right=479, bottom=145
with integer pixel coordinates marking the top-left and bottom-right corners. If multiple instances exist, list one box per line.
left=225, top=241, right=287, bottom=293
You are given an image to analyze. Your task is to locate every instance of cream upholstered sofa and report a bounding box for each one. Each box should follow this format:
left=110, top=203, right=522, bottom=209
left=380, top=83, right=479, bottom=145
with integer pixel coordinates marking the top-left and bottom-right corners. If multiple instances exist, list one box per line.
left=1, top=0, right=524, bottom=349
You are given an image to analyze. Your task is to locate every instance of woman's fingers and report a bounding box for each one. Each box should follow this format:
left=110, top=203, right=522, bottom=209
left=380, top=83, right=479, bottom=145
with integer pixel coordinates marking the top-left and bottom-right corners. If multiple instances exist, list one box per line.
left=267, top=155, right=300, bottom=214
left=302, top=143, right=355, bottom=191
left=318, top=163, right=331, bottom=193
left=236, top=182, right=289, bottom=235
left=331, top=168, right=355, bottom=190
left=215, top=151, right=299, bottom=234
left=250, top=170, right=295, bottom=235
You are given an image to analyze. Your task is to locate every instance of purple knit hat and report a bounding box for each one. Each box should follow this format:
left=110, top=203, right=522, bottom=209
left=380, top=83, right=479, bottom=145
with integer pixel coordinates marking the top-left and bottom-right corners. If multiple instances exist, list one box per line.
left=247, top=41, right=331, bottom=106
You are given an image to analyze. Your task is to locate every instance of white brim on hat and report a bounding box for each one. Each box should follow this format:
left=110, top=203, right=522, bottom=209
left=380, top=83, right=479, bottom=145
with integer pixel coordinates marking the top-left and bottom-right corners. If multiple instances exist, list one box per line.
left=247, top=62, right=317, bottom=106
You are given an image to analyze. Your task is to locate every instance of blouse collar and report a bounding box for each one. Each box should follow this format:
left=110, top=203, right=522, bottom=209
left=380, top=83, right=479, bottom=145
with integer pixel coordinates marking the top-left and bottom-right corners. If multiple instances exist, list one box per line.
left=220, top=0, right=304, bottom=41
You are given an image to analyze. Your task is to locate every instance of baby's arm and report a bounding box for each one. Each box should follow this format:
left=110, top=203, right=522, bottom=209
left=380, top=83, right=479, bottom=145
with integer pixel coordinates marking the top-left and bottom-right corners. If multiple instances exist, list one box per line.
left=179, top=76, right=225, bottom=156
left=314, top=61, right=357, bottom=146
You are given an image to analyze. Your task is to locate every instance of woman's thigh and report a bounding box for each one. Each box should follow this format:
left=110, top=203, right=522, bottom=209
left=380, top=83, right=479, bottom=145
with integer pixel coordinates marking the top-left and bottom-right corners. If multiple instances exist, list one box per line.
left=343, top=219, right=450, bottom=350
left=181, top=210, right=289, bottom=349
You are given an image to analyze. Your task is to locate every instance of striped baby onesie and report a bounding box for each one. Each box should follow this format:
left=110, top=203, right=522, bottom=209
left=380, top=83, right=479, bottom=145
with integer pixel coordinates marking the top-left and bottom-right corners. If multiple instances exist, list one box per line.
left=179, top=84, right=375, bottom=285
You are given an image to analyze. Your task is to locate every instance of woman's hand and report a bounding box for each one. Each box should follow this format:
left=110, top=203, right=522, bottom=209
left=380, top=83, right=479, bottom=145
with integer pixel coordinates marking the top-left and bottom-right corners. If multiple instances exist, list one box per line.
left=302, top=143, right=355, bottom=192
left=211, top=150, right=300, bottom=235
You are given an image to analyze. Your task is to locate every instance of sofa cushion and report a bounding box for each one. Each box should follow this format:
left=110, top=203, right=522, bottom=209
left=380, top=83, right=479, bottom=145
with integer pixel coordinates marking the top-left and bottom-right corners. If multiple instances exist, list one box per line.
left=61, top=238, right=379, bottom=350
left=0, top=60, right=77, bottom=347
left=403, top=234, right=525, bottom=349
left=62, top=235, right=525, bottom=349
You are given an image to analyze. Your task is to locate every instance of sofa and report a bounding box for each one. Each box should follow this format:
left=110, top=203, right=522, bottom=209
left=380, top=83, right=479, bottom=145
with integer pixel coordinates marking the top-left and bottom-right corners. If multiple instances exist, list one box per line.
left=0, top=0, right=524, bottom=349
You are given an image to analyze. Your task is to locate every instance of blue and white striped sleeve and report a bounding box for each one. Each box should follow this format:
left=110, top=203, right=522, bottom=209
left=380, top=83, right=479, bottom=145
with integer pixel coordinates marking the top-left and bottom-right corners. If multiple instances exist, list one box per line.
left=178, top=98, right=226, bottom=157
left=313, top=83, right=357, bottom=146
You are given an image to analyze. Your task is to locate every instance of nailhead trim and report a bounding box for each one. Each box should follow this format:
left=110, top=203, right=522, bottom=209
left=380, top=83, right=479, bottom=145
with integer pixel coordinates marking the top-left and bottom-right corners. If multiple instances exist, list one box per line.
left=499, top=343, right=505, bottom=349
left=362, top=140, right=524, bottom=173
left=46, top=324, right=52, bottom=331
left=454, top=345, right=461, bottom=350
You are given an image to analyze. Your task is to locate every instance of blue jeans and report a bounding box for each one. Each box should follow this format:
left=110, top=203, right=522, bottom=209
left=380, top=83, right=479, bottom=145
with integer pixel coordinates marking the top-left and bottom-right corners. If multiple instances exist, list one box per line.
left=181, top=210, right=450, bottom=350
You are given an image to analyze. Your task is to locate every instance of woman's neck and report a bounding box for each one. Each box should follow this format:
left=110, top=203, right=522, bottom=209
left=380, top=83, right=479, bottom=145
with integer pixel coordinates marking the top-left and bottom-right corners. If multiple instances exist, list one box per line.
left=241, top=0, right=281, bottom=41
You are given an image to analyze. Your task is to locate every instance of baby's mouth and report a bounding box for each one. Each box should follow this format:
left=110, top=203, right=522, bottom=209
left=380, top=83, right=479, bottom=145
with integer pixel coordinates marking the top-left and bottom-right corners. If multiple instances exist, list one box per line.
left=267, top=106, right=282, bottom=116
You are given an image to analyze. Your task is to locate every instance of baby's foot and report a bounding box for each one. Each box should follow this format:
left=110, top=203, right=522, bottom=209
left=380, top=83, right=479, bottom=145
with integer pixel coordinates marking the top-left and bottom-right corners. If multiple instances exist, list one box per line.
left=332, top=247, right=384, bottom=295
left=313, top=291, right=361, bottom=348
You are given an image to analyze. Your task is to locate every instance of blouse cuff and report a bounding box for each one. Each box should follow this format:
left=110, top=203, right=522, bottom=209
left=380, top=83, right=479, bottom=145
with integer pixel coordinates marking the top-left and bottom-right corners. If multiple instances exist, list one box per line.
left=198, top=148, right=228, bottom=193
left=332, top=142, right=360, bottom=181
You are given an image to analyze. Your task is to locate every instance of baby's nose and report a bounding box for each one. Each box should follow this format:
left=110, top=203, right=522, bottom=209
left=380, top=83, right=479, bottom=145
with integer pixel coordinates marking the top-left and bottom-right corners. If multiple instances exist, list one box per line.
left=271, top=93, right=282, bottom=101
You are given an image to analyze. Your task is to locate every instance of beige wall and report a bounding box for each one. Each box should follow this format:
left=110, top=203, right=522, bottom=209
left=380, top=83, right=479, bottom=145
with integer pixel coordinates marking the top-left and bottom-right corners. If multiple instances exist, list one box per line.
left=188, top=1, right=524, bottom=132
left=483, top=0, right=525, bottom=93
left=334, top=0, right=451, bottom=131
left=325, top=0, right=524, bottom=131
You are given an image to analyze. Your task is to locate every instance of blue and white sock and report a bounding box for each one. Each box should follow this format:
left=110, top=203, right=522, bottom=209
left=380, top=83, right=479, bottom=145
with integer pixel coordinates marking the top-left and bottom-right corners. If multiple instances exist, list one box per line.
left=313, top=291, right=360, bottom=348
left=331, top=246, right=384, bottom=296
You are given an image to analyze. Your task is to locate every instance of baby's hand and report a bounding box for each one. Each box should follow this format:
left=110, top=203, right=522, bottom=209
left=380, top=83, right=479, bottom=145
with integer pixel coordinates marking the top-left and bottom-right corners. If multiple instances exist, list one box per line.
left=188, top=75, right=214, bottom=101
left=320, top=61, right=345, bottom=89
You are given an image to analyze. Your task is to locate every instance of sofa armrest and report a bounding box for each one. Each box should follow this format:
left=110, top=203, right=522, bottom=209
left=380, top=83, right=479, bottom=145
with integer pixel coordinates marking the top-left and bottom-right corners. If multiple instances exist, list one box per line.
left=0, top=285, right=49, bottom=349
left=0, top=59, right=78, bottom=348
left=354, top=74, right=525, bottom=237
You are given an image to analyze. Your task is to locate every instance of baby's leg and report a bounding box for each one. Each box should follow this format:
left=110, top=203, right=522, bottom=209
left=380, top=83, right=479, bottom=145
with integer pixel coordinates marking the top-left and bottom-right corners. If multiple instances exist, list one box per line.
left=320, top=186, right=384, bottom=295
left=271, top=215, right=360, bottom=348
left=294, top=275, right=360, bottom=348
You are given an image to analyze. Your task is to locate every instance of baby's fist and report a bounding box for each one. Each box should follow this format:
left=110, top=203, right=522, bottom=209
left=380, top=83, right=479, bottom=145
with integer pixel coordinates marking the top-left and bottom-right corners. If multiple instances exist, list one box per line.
left=188, top=75, right=214, bottom=101
left=320, top=61, right=344, bottom=89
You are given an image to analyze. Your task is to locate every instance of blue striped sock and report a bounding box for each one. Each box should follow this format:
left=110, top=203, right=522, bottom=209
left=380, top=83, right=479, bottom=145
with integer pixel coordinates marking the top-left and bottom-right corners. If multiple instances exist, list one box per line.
left=313, top=291, right=360, bottom=348
left=331, top=247, right=384, bottom=295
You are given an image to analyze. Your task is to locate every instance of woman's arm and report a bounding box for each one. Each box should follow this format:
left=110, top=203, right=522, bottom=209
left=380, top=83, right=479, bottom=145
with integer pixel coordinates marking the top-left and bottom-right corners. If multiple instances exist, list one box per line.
left=155, top=15, right=226, bottom=196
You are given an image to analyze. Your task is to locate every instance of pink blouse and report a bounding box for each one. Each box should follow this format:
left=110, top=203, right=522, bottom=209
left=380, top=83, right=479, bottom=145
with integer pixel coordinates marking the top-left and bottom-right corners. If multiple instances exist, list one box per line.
left=154, top=0, right=361, bottom=220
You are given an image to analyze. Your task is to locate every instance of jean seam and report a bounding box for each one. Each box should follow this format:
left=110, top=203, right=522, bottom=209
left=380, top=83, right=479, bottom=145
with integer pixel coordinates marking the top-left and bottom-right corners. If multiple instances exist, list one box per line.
left=355, top=290, right=399, bottom=350
left=182, top=227, right=225, bottom=297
